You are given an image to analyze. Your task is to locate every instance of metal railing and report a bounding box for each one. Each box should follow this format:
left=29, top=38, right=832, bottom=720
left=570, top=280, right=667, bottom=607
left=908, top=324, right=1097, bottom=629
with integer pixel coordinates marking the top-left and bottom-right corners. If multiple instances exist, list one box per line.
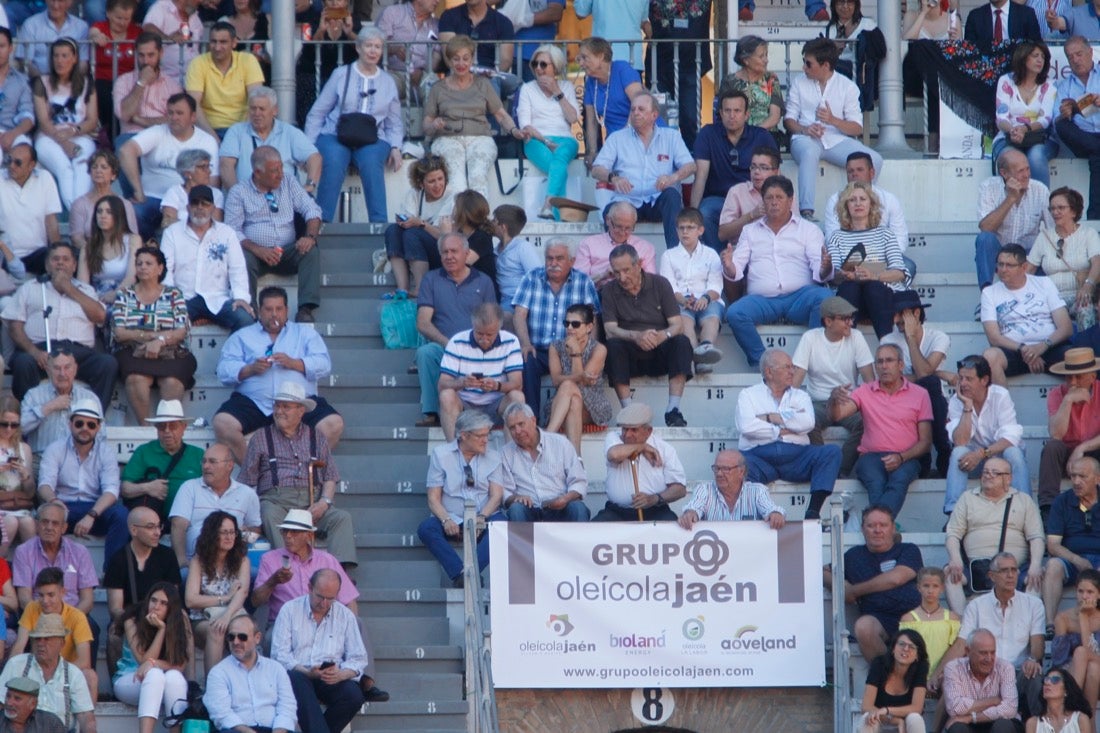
left=462, top=501, right=499, bottom=733
left=829, top=494, right=854, bottom=732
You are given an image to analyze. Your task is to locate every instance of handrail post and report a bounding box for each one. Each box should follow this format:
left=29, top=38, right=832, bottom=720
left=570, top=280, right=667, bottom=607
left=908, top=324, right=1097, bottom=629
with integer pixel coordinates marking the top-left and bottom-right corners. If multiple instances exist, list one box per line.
left=830, top=494, right=852, bottom=732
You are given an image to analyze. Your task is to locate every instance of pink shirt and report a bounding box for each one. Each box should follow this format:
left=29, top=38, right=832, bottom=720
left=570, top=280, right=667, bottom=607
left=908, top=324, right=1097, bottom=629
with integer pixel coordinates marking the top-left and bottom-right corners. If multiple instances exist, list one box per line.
left=143, top=0, right=202, bottom=83
left=574, top=233, right=657, bottom=288
left=112, top=69, right=183, bottom=134
left=1047, top=382, right=1100, bottom=448
left=254, top=547, right=358, bottom=621
left=850, top=379, right=933, bottom=454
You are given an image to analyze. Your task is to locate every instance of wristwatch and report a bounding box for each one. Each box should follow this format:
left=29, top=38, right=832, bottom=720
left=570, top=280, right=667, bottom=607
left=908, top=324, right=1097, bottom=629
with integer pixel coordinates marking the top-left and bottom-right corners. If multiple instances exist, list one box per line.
left=321, top=497, right=333, bottom=506
left=552, top=93, right=564, bottom=101
left=88, top=509, right=99, bottom=519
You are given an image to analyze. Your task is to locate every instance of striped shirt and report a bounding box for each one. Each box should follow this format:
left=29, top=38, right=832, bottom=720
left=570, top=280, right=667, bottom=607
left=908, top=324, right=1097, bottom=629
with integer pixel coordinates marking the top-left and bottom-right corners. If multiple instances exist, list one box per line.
left=942, top=656, right=1019, bottom=720
left=500, top=429, right=588, bottom=504
left=440, top=329, right=523, bottom=407
left=511, top=268, right=600, bottom=349
left=826, top=226, right=910, bottom=291
left=270, top=594, right=368, bottom=674
left=683, top=480, right=785, bottom=521
left=111, top=285, right=190, bottom=334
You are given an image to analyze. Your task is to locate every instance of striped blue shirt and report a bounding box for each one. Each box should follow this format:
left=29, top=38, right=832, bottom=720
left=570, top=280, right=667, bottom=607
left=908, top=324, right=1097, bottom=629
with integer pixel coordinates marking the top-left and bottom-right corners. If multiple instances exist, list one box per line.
left=683, top=480, right=785, bottom=521
left=440, top=329, right=523, bottom=406
left=511, top=268, right=600, bottom=349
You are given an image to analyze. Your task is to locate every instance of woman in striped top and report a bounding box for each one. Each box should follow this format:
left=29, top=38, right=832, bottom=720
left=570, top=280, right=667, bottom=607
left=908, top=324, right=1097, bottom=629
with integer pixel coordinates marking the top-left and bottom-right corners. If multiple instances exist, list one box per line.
left=826, top=181, right=911, bottom=338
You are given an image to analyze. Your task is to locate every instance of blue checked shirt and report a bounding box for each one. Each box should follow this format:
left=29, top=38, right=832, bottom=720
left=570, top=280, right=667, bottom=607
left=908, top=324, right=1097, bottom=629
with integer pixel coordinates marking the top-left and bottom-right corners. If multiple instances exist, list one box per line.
left=511, top=268, right=600, bottom=349
left=225, top=174, right=322, bottom=249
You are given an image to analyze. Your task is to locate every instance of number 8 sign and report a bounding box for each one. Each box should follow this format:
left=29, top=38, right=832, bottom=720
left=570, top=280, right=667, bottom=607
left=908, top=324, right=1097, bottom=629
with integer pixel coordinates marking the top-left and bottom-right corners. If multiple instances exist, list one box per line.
left=630, top=688, right=675, bottom=725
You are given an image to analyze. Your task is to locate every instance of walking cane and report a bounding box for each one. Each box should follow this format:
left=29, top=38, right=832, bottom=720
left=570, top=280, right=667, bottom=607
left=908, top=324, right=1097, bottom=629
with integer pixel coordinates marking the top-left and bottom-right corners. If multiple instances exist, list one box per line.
left=307, top=460, right=327, bottom=507
left=629, top=457, right=645, bottom=522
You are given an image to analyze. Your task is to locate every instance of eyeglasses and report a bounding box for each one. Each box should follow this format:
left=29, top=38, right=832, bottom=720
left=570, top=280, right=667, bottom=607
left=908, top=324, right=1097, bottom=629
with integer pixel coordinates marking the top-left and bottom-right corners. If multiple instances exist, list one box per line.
left=895, top=640, right=918, bottom=651
left=49, top=347, right=74, bottom=358
left=829, top=314, right=854, bottom=322
left=728, top=149, right=740, bottom=166
left=1045, top=674, right=1064, bottom=684
left=7, top=158, right=27, bottom=168
left=1084, top=506, right=1094, bottom=532
left=996, top=260, right=1022, bottom=269
left=264, top=343, right=274, bottom=357
left=531, top=60, right=551, bottom=69
left=264, top=191, right=279, bottom=213
left=749, top=164, right=776, bottom=172
left=227, top=633, right=251, bottom=642
left=981, top=469, right=1010, bottom=477
left=468, top=28, right=479, bottom=40
left=711, top=464, right=745, bottom=472
left=72, top=419, right=99, bottom=429
left=0, top=422, right=19, bottom=429
left=218, top=529, right=239, bottom=537
left=133, top=522, right=161, bottom=531
left=1048, top=204, right=1071, bottom=212
left=463, top=464, right=475, bottom=488
left=563, top=319, right=585, bottom=329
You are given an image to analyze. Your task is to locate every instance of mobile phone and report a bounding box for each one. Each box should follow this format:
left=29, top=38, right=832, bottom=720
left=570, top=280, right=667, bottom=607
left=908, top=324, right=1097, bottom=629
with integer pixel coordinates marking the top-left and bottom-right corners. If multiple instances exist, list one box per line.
left=471, top=372, right=484, bottom=379
left=320, top=661, right=336, bottom=669
left=396, top=214, right=409, bottom=222
left=323, top=6, right=348, bottom=18
left=281, top=555, right=291, bottom=569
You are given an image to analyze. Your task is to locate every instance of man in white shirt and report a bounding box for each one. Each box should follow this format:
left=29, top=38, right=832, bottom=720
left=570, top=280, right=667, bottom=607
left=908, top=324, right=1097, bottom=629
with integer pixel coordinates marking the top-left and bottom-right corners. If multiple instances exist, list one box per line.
left=944, top=354, right=1030, bottom=515
left=881, top=291, right=953, bottom=478
left=941, top=551, right=1046, bottom=720
left=0, top=143, right=61, bottom=275
left=499, top=404, right=589, bottom=522
left=974, top=148, right=1052, bottom=291
left=784, top=38, right=883, bottom=221
left=981, top=243, right=1073, bottom=384
left=160, top=185, right=254, bottom=332
left=736, top=349, right=841, bottom=520
left=792, top=296, right=874, bottom=475
left=118, top=92, right=220, bottom=240
left=270, top=569, right=366, bottom=733
left=721, top=175, right=833, bottom=367
left=1, top=243, right=116, bottom=410
left=594, top=402, right=686, bottom=522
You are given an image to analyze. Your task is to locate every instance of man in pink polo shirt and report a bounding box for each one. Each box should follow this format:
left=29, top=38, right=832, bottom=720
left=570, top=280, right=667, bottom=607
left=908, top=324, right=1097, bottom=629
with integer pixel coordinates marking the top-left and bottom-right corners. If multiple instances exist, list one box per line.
left=574, top=202, right=658, bottom=289
left=830, top=342, right=933, bottom=517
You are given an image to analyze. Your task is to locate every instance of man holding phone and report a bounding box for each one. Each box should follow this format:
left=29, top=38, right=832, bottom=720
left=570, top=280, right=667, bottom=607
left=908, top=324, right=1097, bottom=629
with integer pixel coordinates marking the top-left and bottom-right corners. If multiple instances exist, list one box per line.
left=270, top=569, right=368, bottom=733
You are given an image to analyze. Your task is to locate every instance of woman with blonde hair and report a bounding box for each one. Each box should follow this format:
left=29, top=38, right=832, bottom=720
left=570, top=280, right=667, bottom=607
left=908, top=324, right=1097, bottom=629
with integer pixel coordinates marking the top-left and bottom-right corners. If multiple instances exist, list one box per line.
left=423, top=34, right=526, bottom=198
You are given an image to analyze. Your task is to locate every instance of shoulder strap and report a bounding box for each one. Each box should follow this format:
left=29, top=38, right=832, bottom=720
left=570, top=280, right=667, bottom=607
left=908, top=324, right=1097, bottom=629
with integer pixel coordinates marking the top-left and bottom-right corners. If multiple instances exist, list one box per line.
left=996, top=496, right=1014, bottom=553
left=162, top=446, right=186, bottom=482
left=264, top=426, right=279, bottom=488
left=126, top=544, right=139, bottom=606
left=309, top=425, right=317, bottom=461
left=340, top=64, right=354, bottom=113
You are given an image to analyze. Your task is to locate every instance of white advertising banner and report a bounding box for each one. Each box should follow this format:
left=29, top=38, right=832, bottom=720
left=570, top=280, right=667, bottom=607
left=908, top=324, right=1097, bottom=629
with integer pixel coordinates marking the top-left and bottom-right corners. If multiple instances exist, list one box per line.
left=488, top=521, right=826, bottom=689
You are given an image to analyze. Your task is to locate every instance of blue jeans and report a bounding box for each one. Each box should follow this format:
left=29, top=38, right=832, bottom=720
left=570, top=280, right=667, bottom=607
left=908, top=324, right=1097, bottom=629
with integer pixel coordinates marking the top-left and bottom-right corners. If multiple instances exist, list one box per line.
left=186, top=295, right=256, bottom=332
left=854, top=452, right=922, bottom=518
left=416, top=342, right=444, bottom=414
left=975, top=231, right=1003, bottom=289
left=524, top=136, right=578, bottom=219
left=416, top=511, right=504, bottom=580
left=506, top=500, right=590, bottom=522
left=725, top=285, right=831, bottom=365
left=316, top=133, right=390, bottom=223
left=634, top=187, right=683, bottom=250
left=132, top=197, right=163, bottom=242
left=384, top=223, right=440, bottom=267
left=287, top=671, right=364, bottom=733
left=697, top=195, right=726, bottom=253
left=743, top=442, right=842, bottom=494
left=991, top=136, right=1056, bottom=188
left=522, top=349, right=550, bottom=419
left=943, top=444, right=1031, bottom=513
left=67, top=500, right=129, bottom=571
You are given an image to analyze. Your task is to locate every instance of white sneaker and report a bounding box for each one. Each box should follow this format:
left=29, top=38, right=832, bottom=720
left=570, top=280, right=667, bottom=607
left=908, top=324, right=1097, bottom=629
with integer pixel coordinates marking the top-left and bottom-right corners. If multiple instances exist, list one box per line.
left=693, top=342, right=723, bottom=364
left=695, top=363, right=714, bottom=375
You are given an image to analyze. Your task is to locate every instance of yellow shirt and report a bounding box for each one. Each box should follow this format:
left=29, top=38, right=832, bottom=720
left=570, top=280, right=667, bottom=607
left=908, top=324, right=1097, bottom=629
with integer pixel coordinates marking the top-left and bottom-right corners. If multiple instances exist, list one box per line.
left=184, top=51, right=264, bottom=130
left=19, top=602, right=94, bottom=663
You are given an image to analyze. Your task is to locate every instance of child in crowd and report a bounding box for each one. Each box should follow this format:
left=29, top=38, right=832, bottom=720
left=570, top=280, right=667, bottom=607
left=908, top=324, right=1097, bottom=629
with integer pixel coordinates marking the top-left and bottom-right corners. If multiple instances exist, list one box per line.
left=492, top=204, right=541, bottom=326
left=899, top=566, right=960, bottom=730
left=658, top=208, right=724, bottom=373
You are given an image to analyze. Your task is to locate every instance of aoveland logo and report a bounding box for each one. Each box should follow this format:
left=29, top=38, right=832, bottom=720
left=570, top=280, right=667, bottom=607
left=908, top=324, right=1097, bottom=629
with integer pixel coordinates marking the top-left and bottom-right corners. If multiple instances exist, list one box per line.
left=720, top=625, right=797, bottom=653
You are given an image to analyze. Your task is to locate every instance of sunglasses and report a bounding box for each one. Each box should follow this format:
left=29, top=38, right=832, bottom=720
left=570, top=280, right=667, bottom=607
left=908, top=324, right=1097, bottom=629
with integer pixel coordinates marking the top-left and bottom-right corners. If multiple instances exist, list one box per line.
left=265, top=343, right=274, bottom=357
left=1085, top=506, right=1094, bottom=532
left=957, top=357, right=982, bottom=370
left=563, top=319, right=586, bottom=329
left=531, top=60, right=552, bottom=69
left=463, top=464, right=475, bottom=488
left=1056, top=238, right=1066, bottom=259
left=264, top=191, right=279, bottom=213
left=72, top=419, right=99, bottom=429
left=0, top=422, right=19, bottom=429
left=227, top=633, right=251, bottom=642
left=1045, top=674, right=1064, bottom=684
